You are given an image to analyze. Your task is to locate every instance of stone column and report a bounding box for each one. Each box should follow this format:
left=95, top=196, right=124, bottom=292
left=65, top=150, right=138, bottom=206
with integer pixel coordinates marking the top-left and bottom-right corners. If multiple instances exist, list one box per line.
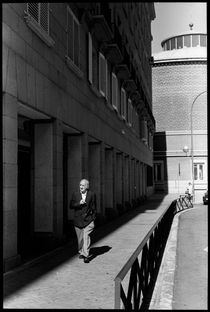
left=52, top=119, right=64, bottom=238
left=104, top=147, right=114, bottom=210
left=136, top=160, right=140, bottom=199
left=3, top=93, right=20, bottom=271
left=88, top=142, right=101, bottom=213
left=130, top=158, right=135, bottom=202
left=124, top=155, right=130, bottom=204
left=116, top=152, right=123, bottom=206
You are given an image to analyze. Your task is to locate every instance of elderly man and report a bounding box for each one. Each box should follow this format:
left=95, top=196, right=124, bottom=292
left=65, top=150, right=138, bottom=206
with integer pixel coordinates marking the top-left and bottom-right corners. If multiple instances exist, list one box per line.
left=70, top=179, right=96, bottom=263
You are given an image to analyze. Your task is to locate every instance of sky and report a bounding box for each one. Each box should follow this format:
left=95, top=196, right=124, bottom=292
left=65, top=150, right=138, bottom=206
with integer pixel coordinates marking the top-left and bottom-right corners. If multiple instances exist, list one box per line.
left=151, top=2, right=207, bottom=54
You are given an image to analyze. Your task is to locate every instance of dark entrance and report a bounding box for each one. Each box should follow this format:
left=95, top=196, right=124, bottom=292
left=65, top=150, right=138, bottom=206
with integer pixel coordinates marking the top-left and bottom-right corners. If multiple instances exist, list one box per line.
left=17, top=116, right=33, bottom=259
left=63, top=134, right=69, bottom=238
left=17, top=144, right=31, bottom=257
left=63, top=134, right=77, bottom=241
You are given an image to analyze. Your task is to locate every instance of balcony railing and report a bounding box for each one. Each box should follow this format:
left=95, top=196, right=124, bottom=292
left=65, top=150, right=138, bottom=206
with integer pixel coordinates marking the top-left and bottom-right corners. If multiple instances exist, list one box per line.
left=114, top=200, right=176, bottom=309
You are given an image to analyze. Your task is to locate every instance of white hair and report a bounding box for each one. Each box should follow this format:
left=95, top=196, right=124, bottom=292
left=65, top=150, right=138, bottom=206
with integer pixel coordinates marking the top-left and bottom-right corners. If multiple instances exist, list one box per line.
left=80, top=179, right=89, bottom=189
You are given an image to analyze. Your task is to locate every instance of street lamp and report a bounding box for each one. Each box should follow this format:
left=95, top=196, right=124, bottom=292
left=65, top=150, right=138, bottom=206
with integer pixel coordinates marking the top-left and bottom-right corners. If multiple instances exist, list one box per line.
left=183, top=145, right=189, bottom=156
left=190, top=90, right=207, bottom=202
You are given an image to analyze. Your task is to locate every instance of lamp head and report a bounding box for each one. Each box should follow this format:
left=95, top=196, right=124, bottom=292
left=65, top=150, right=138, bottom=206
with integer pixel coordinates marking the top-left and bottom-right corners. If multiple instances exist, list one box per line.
left=183, top=145, right=189, bottom=153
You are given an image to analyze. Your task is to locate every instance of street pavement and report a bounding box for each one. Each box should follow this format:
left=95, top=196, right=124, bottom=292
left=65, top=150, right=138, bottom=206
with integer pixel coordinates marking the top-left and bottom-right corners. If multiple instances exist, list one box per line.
left=149, top=203, right=208, bottom=310
left=3, top=193, right=177, bottom=309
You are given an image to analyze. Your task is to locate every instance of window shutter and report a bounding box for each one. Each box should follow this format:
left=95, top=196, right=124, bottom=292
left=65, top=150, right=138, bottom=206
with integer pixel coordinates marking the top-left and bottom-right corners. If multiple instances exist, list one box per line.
left=88, top=33, right=93, bottom=83
left=27, top=3, right=39, bottom=22
left=67, top=10, right=73, bottom=60
left=128, top=98, right=132, bottom=125
left=99, top=53, right=107, bottom=97
left=112, top=73, right=118, bottom=110
left=67, top=7, right=80, bottom=67
left=27, top=3, right=49, bottom=34
left=74, top=20, right=79, bottom=67
left=121, top=88, right=126, bottom=119
left=40, top=3, right=49, bottom=33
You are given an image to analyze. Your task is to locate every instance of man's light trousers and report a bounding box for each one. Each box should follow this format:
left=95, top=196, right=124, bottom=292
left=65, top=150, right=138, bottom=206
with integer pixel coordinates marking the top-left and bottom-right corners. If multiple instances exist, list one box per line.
left=74, top=221, right=94, bottom=257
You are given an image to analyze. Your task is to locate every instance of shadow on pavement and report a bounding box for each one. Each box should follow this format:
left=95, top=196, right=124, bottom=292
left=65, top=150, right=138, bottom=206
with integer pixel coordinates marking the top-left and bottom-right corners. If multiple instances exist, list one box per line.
left=4, top=194, right=168, bottom=298
left=89, top=246, right=112, bottom=262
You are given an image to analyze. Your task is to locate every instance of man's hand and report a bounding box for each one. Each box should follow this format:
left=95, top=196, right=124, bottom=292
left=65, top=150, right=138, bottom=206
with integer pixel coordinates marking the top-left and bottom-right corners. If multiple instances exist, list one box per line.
left=80, top=199, right=86, bottom=205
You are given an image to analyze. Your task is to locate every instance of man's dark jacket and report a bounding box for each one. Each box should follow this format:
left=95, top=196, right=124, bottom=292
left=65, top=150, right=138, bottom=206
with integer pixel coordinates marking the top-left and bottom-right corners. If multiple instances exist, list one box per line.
left=70, top=190, right=96, bottom=228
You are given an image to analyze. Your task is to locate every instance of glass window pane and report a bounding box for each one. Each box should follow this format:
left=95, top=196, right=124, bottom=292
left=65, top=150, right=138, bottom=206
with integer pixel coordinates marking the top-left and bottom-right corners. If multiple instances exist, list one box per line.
left=166, top=40, right=170, bottom=50
left=192, top=35, right=199, bottom=47
left=199, top=164, right=203, bottom=180
left=171, top=38, right=175, bottom=50
left=177, top=36, right=183, bottom=49
left=67, top=12, right=73, bottom=60
left=74, top=21, right=79, bottom=66
left=184, top=35, right=191, bottom=47
left=200, top=35, right=207, bottom=47
left=112, top=73, right=117, bottom=109
left=88, top=33, right=92, bottom=83
left=194, top=164, right=198, bottom=180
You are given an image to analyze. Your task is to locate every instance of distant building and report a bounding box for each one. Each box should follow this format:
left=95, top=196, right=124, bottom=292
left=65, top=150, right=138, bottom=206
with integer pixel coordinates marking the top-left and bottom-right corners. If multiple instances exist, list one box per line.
left=2, top=3, right=155, bottom=271
left=152, top=30, right=207, bottom=203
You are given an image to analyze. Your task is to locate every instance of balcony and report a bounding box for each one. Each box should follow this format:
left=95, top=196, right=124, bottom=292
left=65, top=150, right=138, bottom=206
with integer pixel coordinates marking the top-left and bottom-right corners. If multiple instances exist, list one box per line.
left=130, top=91, right=142, bottom=106
left=91, top=16, right=113, bottom=42
left=89, top=4, right=113, bottom=42
left=115, top=64, right=130, bottom=80
left=101, top=43, right=123, bottom=64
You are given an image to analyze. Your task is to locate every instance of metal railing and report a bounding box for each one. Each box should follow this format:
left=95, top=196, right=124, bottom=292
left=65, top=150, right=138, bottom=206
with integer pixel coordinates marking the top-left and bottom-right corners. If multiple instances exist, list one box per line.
left=176, top=194, right=193, bottom=213
left=114, top=200, right=176, bottom=309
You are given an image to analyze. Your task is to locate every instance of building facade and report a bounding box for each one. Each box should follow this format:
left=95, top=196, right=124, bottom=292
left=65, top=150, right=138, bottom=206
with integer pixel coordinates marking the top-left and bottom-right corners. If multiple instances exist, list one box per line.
left=3, top=3, right=156, bottom=271
left=152, top=31, right=207, bottom=203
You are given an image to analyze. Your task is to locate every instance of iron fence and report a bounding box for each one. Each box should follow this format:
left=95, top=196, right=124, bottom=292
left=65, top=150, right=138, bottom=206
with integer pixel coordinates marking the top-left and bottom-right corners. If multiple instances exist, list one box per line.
left=114, top=200, right=176, bottom=310
left=176, top=194, right=193, bottom=212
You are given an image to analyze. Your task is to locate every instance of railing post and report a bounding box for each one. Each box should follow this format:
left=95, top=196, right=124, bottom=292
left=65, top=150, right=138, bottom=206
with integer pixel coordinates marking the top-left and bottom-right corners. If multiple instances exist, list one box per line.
left=114, top=277, right=121, bottom=309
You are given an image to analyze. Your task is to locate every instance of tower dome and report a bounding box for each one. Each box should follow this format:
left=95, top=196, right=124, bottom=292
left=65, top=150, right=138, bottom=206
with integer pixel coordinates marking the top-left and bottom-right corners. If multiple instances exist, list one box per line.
left=153, top=29, right=207, bottom=63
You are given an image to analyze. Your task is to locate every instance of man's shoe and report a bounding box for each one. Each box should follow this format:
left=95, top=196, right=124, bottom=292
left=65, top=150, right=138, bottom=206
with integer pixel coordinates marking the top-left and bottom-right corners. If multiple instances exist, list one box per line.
left=84, top=257, right=90, bottom=263
left=79, top=254, right=85, bottom=259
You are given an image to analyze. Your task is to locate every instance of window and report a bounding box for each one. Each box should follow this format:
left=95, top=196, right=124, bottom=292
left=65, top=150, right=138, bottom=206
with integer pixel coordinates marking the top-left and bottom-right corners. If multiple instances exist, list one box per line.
left=111, top=73, right=118, bottom=110
left=141, top=119, right=147, bottom=142
left=194, top=163, right=204, bottom=181
left=184, top=35, right=191, bottom=47
left=67, top=7, right=80, bottom=68
left=177, top=36, right=183, bottom=49
left=88, top=32, right=92, bottom=83
left=192, top=35, right=199, bottom=47
left=147, top=165, right=153, bottom=186
left=92, top=45, right=98, bottom=88
left=127, top=98, right=133, bottom=126
left=27, top=3, right=49, bottom=33
left=99, top=53, right=108, bottom=97
left=121, top=88, right=126, bottom=119
left=171, top=37, right=176, bottom=50
left=166, top=40, right=170, bottom=50
left=200, top=35, right=207, bottom=47
left=154, top=162, right=164, bottom=182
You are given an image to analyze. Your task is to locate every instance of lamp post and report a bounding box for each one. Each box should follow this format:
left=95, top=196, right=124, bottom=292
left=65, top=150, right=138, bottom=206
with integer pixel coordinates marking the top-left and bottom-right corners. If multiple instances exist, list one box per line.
left=181, top=145, right=189, bottom=194
left=190, top=90, right=207, bottom=202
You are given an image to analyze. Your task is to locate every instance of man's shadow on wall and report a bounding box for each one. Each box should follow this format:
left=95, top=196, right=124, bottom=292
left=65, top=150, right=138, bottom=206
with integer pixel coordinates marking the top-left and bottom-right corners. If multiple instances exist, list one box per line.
left=89, top=246, right=112, bottom=261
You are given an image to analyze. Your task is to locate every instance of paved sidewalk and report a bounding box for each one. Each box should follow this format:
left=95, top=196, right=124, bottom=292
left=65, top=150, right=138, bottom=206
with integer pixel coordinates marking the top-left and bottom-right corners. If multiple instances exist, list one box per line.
left=149, top=204, right=208, bottom=310
left=3, top=194, right=177, bottom=309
